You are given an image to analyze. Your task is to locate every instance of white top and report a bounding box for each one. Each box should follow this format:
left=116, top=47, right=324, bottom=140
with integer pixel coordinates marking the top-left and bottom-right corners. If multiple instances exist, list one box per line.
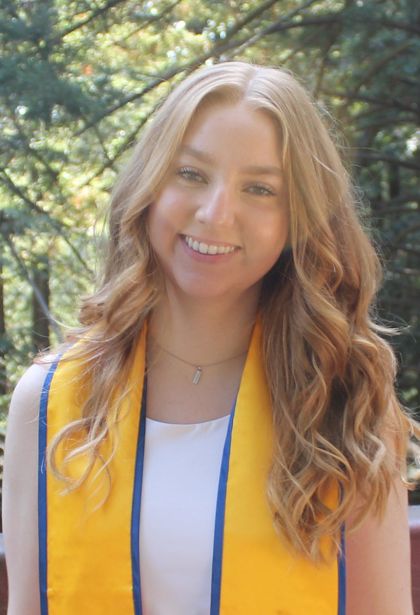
left=139, top=414, right=231, bottom=615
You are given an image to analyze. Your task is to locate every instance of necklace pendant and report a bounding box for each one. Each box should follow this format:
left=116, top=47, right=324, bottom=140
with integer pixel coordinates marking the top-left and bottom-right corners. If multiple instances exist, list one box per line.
left=192, top=366, right=202, bottom=385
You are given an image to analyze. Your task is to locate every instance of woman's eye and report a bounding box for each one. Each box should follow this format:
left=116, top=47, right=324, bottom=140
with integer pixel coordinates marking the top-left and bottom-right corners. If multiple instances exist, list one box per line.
left=246, top=184, right=276, bottom=197
left=176, top=167, right=205, bottom=183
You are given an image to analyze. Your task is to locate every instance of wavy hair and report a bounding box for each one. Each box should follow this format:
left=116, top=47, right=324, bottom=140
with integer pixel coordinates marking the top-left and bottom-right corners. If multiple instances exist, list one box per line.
left=45, top=61, right=419, bottom=561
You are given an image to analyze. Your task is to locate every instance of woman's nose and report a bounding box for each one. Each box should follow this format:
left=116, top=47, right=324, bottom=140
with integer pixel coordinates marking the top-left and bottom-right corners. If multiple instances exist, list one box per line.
left=195, top=183, right=236, bottom=227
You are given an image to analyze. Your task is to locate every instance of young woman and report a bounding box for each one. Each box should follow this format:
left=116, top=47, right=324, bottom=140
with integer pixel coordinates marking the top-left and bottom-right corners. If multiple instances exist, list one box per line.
left=3, top=61, right=418, bottom=615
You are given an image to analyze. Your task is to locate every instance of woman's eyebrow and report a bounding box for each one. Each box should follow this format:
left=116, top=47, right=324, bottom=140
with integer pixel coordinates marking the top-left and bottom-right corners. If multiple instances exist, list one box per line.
left=241, top=165, right=283, bottom=177
left=179, top=145, right=282, bottom=176
left=179, top=145, right=213, bottom=163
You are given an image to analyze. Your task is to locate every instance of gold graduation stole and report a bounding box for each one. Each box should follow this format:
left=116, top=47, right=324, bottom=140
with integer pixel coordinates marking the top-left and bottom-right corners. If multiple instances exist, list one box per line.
left=38, top=322, right=345, bottom=614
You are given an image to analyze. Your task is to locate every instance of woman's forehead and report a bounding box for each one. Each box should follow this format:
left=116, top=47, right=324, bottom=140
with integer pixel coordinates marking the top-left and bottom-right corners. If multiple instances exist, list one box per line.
left=178, top=102, right=283, bottom=166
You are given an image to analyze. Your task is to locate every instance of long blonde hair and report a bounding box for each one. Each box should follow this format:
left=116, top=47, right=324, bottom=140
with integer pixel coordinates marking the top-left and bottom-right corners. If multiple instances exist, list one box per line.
left=46, top=61, right=419, bottom=561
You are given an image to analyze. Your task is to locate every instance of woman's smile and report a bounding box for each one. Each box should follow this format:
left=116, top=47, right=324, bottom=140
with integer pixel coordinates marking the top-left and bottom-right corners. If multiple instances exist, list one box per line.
left=178, top=234, right=240, bottom=266
left=182, top=234, right=239, bottom=255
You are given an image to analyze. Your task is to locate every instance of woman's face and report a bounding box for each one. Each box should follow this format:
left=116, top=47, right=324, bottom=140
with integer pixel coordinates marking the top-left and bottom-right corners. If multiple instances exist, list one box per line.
left=148, top=101, right=289, bottom=304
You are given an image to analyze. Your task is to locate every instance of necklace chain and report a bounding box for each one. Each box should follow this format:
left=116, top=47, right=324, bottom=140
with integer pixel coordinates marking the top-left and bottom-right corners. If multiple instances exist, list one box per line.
left=151, top=337, right=247, bottom=384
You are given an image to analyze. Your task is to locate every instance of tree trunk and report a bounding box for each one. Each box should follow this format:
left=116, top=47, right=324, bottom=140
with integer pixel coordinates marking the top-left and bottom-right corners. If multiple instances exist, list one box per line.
left=0, top=252, right=7, bottom=395
left=32, top=255, right=50, bottom=353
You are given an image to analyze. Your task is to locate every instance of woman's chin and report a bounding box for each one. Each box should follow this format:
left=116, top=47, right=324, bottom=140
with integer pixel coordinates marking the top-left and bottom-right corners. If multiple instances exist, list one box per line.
left=164, top=276, right=261, bottom=307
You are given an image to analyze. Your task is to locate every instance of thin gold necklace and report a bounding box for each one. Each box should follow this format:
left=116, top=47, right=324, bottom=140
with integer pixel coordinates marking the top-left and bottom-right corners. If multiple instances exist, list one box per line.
left=151, top=338, right=247, bottom=384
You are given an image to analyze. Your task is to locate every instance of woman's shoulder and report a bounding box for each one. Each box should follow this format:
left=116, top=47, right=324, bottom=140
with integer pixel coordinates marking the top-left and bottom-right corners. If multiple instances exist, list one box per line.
left=16, top=357, right=56, bottom=389
left=9, top=356, right=60, bottom=420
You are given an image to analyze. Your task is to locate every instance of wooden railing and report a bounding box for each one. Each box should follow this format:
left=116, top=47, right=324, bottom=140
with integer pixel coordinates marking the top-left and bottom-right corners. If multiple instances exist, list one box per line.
left=0, top=508, right=419, bottom=614
left=0, top=535, right=6, bottom=615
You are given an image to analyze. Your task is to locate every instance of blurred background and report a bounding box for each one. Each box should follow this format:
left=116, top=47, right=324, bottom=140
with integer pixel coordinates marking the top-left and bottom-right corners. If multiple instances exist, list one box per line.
left=0, top=0, right=419, bottom=502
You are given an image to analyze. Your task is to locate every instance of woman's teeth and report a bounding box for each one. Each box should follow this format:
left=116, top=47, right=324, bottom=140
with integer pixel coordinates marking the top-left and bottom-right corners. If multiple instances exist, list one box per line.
left=184, top=235, right=235, bottom=255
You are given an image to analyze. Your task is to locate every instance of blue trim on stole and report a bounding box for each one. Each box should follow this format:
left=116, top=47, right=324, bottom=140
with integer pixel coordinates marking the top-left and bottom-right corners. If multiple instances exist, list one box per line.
left=210, top=405, right=236, bottom=615
left=131, top=380, right=147, bottom=615
left=338, top=523, right=346, bottom=614
left=38, top=357, right=61, bottom=615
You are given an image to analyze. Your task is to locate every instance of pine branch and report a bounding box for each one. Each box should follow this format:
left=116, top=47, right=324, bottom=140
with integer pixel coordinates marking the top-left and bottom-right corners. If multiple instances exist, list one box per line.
left=0, top=167, right=54, bottom=219
left=0, top=168, right=94, bottom=275
left=11, top=118, right=59, bottom=182
left=222, top=0, right=280, bottom=40
left=50, top=0, right=182, bottom=45
left=391, top=222, right=420, bottom=245
left=350, top=40, right=413, bottom=94
left=4, top=235, right=63, bottom=341
left=321, top=89, right=418, bottom=116
left=379, top=18, right=420, bottom=36
left=80, top=110, right=153, bottom=188
left=386, top=244, right=420, bottom=257
left=372, top=207, right=419, bottom=217
left=218, top=0, right=322, bottom=60
left=356, top=152, right=420, bottom=172
left=50, top=0, right=129, bottom=43
left=265, top=13, right=420, bottom=36
left=109, top=0, right=183, bottom=46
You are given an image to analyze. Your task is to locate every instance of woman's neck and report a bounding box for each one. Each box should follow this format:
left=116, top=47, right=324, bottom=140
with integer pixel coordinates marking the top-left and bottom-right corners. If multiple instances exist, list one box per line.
left=149, top=287, right=260, bottom=366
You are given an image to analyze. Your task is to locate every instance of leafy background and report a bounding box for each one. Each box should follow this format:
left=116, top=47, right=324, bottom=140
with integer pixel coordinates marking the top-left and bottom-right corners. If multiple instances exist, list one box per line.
left=1, top=0, right=419, bottom=500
